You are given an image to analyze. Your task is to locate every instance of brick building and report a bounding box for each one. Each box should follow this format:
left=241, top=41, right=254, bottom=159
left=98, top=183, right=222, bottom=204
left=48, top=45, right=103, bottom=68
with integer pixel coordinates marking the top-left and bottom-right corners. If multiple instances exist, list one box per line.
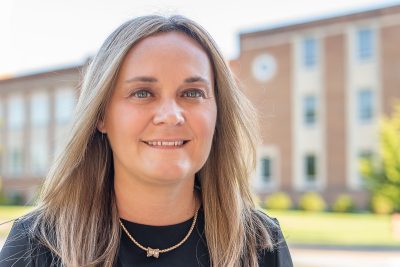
left=0, top=65, right=82, bottom=202
left=230, top=4, right=400, bottom=208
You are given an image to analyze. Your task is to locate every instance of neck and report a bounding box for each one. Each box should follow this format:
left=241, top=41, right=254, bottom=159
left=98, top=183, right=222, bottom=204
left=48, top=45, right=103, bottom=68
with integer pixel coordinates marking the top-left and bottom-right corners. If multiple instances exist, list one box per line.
left=115, top=175, right=200, bottom=226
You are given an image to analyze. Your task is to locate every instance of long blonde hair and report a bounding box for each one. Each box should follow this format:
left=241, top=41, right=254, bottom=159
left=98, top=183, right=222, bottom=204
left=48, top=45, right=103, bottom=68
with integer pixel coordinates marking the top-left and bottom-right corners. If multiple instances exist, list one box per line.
left=31, top=15, right=274, bottom=266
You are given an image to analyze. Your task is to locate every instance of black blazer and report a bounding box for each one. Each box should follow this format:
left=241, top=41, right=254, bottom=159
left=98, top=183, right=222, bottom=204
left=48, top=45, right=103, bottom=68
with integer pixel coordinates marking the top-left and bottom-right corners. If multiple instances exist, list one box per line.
left=0, top=210, right=293, bottom=267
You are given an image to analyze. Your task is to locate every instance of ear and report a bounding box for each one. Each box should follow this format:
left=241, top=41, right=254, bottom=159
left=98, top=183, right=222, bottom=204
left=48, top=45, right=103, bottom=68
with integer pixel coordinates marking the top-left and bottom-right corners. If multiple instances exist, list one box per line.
left=97, top=119, right=106, bottom=133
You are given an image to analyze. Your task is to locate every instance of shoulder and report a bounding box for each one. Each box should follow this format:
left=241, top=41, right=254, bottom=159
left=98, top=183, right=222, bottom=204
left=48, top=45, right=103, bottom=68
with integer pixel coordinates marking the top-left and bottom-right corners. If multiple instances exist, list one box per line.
left=0, top=213, right=58, bottom=267
left=253, top=209, right=282, bottom=239
left=253, top=209, right=294, bottom=267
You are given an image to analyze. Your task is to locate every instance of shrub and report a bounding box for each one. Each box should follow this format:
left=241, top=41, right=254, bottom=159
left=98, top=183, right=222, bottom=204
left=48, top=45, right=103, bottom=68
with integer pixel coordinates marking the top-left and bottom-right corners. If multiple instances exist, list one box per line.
left=332, top=194, right=355, bottom=213
left=4, top=192, right=25, bottom=205
left=299, top=192, right=326, bottom=212
left=0, top=191, right=8, bottom=205
left=264, top=192, right=292, bottom=210
left=371, top=194, right=394, bottom=214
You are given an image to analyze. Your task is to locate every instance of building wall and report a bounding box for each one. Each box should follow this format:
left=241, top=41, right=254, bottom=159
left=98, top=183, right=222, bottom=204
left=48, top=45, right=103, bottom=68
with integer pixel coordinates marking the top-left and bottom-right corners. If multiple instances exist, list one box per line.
left=234, top=42, right=293, bottom=195
left=235, top=5, right=400, bottom=208
left=381, top=24, right=400, bottom=113
left=291, top=32, right=326, bottom=193
left=0, top=68, right=81, bottom=202
left=324, top=34, right=348, bottom=201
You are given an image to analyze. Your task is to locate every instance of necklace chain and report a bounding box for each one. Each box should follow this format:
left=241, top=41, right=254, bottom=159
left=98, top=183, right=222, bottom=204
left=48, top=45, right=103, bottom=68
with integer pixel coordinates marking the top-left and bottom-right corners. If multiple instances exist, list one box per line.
left=119, top=207, right=199, bottom=258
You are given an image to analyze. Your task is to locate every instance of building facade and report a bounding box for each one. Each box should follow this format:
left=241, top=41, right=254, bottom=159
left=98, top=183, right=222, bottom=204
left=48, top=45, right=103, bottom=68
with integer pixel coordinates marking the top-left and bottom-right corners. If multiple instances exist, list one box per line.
left=1, top=5, right=400, bottom=208
left=230, top=4, right=400, bottom=208
left=0, top=66, right=81, bottom=202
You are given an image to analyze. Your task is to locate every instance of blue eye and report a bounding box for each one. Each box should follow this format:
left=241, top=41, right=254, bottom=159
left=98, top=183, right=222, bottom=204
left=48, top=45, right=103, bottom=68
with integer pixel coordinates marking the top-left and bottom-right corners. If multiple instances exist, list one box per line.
left=183, top=90, right=205, bottom=98
left=132, top=90, right=152, bottom=98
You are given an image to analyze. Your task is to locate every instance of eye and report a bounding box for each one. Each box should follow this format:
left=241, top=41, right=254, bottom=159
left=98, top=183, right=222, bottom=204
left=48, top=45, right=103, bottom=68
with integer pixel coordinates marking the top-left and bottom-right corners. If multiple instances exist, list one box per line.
left=131, top=89, right=152, bottom=98
left=182, top=89, right=205, bottom=98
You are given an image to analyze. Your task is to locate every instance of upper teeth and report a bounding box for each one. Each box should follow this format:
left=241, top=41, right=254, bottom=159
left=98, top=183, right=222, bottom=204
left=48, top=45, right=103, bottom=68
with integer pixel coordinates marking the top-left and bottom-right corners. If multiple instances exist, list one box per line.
left=146, top=141, right=185, bottom=146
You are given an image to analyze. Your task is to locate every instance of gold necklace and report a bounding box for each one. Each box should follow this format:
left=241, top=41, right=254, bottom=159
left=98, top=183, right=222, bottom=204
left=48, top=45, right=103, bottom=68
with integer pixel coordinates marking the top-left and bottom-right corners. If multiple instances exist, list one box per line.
left=119, top=207, right=199, bottom=258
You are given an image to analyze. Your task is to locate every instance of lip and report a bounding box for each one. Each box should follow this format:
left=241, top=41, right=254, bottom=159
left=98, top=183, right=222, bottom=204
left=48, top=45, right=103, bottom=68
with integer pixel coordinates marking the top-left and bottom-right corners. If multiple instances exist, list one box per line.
left=142, top=139, right=190, bottom=142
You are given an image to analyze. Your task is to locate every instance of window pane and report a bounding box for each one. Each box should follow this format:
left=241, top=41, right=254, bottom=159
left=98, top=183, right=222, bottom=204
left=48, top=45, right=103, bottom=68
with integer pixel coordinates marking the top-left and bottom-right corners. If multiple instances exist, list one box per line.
left=359, top=150, right=372, bottom=160
left=357, top=29, right=373, bottom=60
left=31, top=92, right=49, bottom=127
left=261, top=157, right=271, bottom=182
left=30, top=129, right=48, bottom=175
left=358, top=150, right=372, bottom=185
left=55, top=89, right=76, bottom=124
left=7, top=95, right=25, bottom=130
left=303, top=38, right=317, bottom=67
left=8, top=147, right=23, bottom=175
left=304, top=154, right=316, bottom=182
left=358, top=89, right=373, bottom=122
left=304, top=95, right=316, bottom=125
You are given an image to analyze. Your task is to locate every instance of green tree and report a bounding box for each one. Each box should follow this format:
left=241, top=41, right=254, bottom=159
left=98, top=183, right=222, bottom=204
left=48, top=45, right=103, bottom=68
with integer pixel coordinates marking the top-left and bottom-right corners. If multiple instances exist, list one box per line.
left=360, top=101, right=400, bottom=212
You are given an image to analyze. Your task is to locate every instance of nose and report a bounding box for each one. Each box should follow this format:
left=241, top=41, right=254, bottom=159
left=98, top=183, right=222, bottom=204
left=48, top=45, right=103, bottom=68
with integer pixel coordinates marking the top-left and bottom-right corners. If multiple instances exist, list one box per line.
left=153, top=99, right=185, bottom=126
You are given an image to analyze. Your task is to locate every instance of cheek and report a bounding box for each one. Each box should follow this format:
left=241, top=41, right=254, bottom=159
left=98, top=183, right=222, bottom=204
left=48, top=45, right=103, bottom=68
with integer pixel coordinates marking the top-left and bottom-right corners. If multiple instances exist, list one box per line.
left=105, top=103, right=150, bottom=140
left=194, top=104, right=217, bottom=143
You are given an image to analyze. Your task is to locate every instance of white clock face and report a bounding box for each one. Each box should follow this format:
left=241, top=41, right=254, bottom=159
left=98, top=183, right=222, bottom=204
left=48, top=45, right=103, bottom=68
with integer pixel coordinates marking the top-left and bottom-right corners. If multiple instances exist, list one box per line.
left=251, top=54, right=277, bottom=82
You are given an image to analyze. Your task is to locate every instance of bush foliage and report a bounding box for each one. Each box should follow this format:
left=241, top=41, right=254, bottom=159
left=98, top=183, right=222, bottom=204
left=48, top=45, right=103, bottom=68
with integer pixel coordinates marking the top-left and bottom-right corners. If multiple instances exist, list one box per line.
left=332, top=194, right=355, bottom=213
left=264, top=192, right=292, bottom=210
left=299, top=192, right=326, bottom=212
left=360, top=102, right=400, bottom=213
left=371, top=194, right=394, bottom=214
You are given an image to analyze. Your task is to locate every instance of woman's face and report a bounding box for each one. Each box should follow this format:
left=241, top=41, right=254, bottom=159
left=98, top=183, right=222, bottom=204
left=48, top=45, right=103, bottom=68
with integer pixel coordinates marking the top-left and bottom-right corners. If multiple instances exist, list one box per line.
left=98, top=32, right=217, bottom=186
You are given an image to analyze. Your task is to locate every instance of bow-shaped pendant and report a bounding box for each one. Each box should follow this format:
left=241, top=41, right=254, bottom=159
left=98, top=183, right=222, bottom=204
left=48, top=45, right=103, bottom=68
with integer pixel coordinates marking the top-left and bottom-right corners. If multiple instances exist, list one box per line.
left=146, top=247, right=160, bottom=258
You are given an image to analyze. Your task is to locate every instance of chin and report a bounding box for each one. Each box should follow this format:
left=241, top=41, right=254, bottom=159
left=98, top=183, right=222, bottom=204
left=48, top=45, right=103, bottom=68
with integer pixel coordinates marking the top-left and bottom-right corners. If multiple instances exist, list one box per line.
left=149, top=174, right=192, bottom=185
left=145, top=167, right=193, bottom=184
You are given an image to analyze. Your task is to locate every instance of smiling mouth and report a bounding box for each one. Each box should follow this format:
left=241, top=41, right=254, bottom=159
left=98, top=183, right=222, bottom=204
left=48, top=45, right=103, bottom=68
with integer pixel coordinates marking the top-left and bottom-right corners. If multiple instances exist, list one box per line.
left=142, top=140, right=190, bottom=148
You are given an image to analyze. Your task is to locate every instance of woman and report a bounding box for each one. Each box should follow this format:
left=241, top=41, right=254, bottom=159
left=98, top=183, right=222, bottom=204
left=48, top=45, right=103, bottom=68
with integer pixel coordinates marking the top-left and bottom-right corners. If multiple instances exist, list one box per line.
left=0, top=15, right=293, bottom=267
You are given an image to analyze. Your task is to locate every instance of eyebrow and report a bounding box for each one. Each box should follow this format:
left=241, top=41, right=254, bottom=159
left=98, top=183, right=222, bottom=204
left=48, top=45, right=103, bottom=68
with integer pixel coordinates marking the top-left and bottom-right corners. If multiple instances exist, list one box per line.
left=125, top=76, right=158, bottom=83
left=125, top=75, right=211, bottom=86
left=183, top=76, right=211, bottom=86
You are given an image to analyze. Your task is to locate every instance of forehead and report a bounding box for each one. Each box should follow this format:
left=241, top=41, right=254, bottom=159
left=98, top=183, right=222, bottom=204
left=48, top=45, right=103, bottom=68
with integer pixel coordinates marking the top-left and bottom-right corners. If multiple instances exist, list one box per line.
left=130, top=31, right=207, bottom=56
left=118, top=31, right=213, bottom=79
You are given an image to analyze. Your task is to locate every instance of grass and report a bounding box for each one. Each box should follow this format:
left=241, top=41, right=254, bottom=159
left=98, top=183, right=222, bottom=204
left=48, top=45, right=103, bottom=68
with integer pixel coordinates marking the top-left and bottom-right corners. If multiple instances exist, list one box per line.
left=1, top=206, right=400, bottom=248
left=266, top=209, right=400, bottom=247
left=0, top=205, right=34, bottom=239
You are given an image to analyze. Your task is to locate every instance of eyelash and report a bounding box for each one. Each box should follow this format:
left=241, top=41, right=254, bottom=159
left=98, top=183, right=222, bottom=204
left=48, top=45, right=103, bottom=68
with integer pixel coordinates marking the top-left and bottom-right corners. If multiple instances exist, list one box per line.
left=132, top=90, right=152, bottom=98
left=130, top=89, right=206, bottom=99
left=182, top=89, right=206, bottom=98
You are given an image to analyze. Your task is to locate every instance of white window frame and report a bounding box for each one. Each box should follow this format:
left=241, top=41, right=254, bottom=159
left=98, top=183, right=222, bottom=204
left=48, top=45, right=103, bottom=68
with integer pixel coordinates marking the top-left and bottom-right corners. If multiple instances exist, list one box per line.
left=255, top=146, right=280, bottom=191
left=303, top=153, right=318, bottom=188
left=356, top=27, right=374, bottom=62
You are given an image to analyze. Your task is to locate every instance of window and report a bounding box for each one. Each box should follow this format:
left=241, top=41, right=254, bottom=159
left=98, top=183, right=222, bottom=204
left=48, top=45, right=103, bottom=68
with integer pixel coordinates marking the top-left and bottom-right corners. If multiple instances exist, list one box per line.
left=31, top=92, right=49, bottom=127
left=358, top=150, right=372, bottom=184
left=304, top=95, right=317, bottom=126
left=359, top=150, right=372, bottom=160
left=261, top=157, right=272, bottom=183
left=30, top=135, right=48, bottom=175
left=55, top=89, right=75, bottom=124
left=8, top=147, right=23, bottom=175
left=357, top=28, right=373, bottom=60
left=303, top=37, right=317, bottom=68
left=358, top=89, right=373, bottom=122
left=304, top=154, right=317, bottom=182
left=7, top=95, right=25, bottom=130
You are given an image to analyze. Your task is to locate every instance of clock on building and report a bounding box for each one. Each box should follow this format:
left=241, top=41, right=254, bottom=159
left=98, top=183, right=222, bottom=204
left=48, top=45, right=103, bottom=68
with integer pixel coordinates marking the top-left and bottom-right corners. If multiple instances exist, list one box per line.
left=251, top=54, right=277, bottom=82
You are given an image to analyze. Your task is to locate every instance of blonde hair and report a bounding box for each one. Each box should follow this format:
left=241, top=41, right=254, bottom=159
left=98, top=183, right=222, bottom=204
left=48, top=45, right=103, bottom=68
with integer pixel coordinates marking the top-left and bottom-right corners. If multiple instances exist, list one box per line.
left=31, top=15, right=274, bottom=266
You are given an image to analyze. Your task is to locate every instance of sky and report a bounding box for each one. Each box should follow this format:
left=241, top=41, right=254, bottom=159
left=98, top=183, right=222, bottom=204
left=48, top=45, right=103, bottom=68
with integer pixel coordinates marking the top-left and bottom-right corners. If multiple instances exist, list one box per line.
left=1, top=0, right=400, bottom=76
